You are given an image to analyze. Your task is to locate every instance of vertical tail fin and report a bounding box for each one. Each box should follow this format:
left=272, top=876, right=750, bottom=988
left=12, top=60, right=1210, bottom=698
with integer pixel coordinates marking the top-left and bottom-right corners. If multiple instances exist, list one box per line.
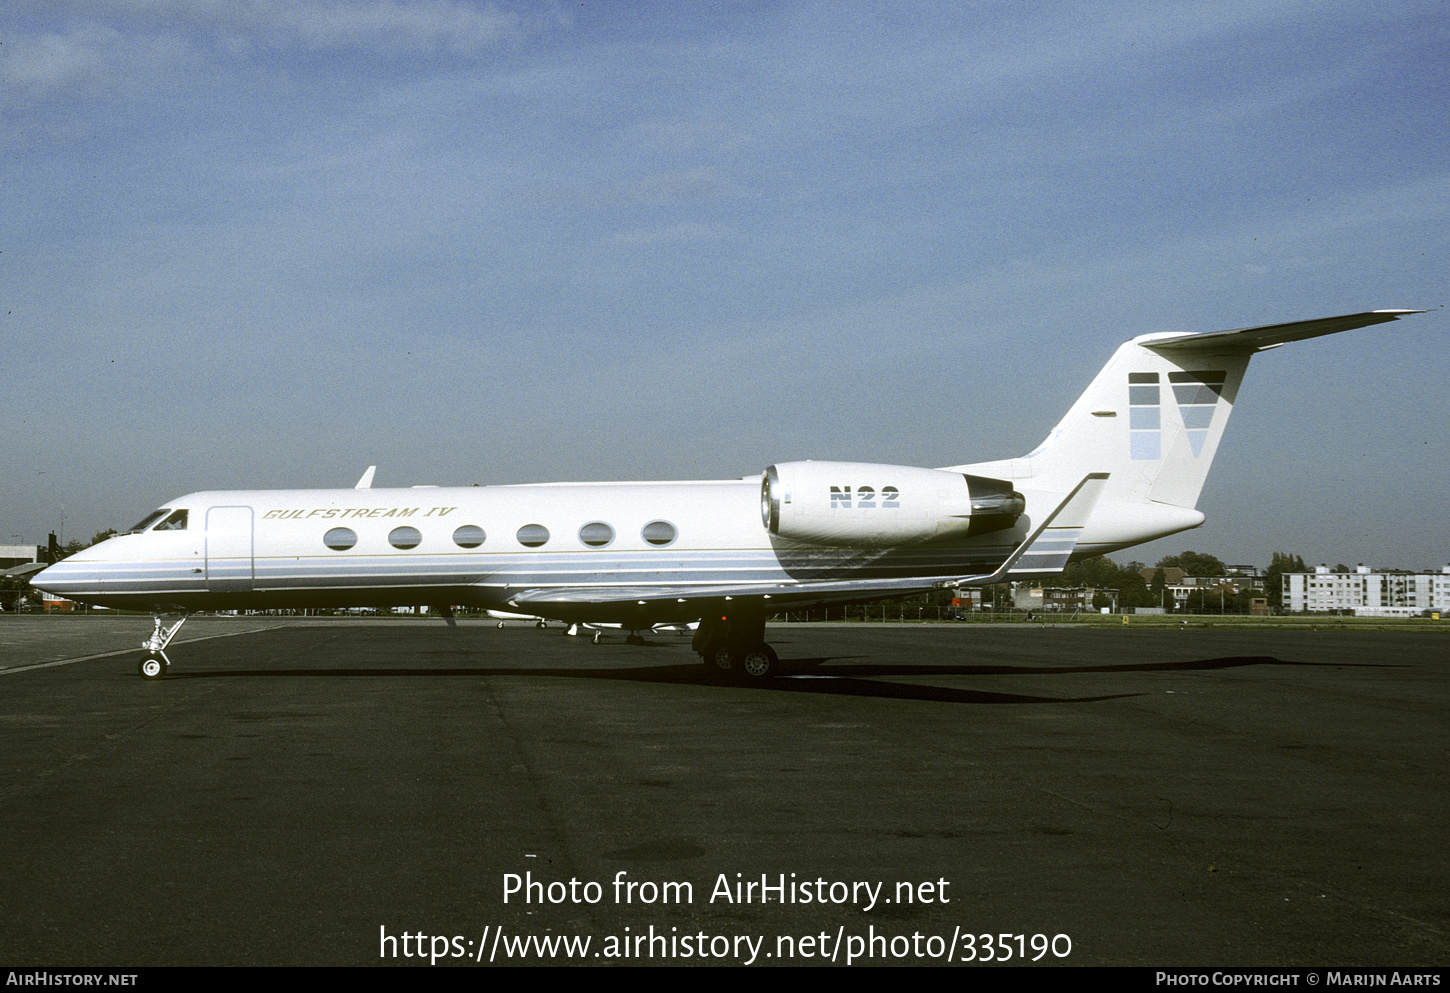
left=948, top=311, right=1423, bottom=549
left=1021, top=334, right=1253, bottom=510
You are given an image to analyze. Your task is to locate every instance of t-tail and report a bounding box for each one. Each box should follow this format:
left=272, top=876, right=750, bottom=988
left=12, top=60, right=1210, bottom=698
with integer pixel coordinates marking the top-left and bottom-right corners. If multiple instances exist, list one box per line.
left=949, top=310, right=1425, bottom=556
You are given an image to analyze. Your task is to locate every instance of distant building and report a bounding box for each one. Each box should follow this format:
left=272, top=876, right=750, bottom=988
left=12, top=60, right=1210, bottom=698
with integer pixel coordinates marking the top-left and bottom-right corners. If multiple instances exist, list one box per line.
left=950, top=589, right=982, bottom=610
left=1284, top=565, right=1450, bottom=616
left=1, top=544, right=44, bottom=571
left=1223, top=565, right=1267, bottom=592
left=1015, top=586, right=1119, bottom=612
left=1140, top=566, right=1186, bottom=586
left=1138, top=566, right=1258, bottom=610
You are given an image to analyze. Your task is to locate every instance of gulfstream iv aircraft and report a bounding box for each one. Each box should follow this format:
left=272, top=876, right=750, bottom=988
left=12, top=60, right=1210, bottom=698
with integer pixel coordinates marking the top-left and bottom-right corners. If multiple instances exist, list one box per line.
left=33, top=310, right=1424, bottom=679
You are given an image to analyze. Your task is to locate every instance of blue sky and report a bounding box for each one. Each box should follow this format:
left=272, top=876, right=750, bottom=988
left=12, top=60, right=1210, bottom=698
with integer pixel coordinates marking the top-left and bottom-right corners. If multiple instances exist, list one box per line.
left=4, top=0, right=1446, bottom=570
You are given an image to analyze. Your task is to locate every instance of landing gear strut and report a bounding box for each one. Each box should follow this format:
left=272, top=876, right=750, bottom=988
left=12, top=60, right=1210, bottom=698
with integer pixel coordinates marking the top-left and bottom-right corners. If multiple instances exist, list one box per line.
left=565, top=623, right=605, bottom=644
left=139, top=610, right=188, bottom=680
left=693, top=607, right=778, bottom=679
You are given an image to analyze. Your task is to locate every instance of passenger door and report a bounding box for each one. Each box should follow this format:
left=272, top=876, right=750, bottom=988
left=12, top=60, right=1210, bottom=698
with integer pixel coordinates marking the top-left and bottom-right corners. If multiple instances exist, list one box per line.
left=205, top=506, right=254, bottom=594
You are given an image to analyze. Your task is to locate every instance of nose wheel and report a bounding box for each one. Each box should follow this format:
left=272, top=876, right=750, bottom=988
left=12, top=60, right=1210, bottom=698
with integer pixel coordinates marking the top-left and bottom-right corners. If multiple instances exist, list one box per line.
left=139, top=654, right=169, bottom=680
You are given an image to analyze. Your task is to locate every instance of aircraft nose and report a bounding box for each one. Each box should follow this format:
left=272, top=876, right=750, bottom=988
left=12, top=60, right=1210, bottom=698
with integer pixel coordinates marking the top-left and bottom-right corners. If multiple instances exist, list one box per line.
left=8, top=561, right=54, bottom=595
left=29, top=560, right=86, bottom=597
left=28, top=562, right=64, bottom=592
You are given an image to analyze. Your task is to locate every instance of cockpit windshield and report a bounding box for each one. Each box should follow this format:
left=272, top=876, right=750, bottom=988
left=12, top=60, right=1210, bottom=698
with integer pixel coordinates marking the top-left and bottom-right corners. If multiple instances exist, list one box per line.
left=124, top=509, right=170, bottom=534
left=153, top=509, right=188, bottom=531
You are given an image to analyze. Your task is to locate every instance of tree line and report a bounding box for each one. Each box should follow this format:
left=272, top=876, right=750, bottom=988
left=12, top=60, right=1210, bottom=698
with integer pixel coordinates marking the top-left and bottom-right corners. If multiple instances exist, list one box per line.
left=1045, top=549, right=1308, bottom=612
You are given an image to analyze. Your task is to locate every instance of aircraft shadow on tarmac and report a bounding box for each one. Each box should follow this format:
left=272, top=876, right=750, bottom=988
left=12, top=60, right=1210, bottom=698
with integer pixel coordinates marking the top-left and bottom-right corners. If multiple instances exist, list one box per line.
left=158, top=650, right=1381, bottom=707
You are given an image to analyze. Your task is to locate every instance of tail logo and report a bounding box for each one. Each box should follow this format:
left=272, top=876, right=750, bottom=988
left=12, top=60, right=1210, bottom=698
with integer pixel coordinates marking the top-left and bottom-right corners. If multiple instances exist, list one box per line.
left=1170, top=370, right=1226, bottom=456
left=1129, top=371, right=1226, bottom=460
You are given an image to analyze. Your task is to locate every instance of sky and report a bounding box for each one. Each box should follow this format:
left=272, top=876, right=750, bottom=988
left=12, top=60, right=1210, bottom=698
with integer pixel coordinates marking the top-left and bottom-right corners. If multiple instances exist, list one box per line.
left=3, top=0, right=1446, bottom=571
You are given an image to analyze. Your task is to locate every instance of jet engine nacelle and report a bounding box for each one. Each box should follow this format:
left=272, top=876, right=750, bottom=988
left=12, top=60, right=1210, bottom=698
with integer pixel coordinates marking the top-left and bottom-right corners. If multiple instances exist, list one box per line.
left=761, top=461, right=1025, bottom=547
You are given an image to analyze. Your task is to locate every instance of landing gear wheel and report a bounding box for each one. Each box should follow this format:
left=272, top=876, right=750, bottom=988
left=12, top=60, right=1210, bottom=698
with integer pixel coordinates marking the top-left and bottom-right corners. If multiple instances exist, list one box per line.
left=592, top=630, right=602, bottom=644
left=138, top=655, right=167, bottom=680
left=710, top=645, right=735, bottom=673
left=535, top=620, right=546, bottom=629
left=497, top=621, right=505, bottom=629
left=740, top=644, right=778, bottom=679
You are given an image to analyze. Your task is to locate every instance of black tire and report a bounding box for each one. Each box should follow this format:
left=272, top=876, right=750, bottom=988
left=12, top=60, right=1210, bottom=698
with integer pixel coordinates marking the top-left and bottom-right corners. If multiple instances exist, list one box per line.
left=138, top=656, right=166, bottom=680
left=739, top=644, right=778, bottom=679
left=710, top=645, right=735, bottom=672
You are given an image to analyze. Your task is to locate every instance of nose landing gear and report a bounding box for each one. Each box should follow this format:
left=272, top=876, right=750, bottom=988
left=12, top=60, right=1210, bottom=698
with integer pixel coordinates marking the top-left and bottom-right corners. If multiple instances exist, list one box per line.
left=139, top=610, right=188, bottom=680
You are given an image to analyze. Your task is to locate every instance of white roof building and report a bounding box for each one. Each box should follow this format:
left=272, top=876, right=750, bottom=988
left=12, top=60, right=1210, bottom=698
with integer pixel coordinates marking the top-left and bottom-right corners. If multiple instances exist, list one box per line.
left=1, top=544, right=45, bottom=571
left=1284, top=565, right=1450, bottom=616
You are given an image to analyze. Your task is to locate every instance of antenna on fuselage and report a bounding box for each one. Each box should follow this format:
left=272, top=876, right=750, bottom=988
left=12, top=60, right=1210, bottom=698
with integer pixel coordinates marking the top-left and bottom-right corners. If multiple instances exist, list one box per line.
left=355, top=466, right=377, bottom=489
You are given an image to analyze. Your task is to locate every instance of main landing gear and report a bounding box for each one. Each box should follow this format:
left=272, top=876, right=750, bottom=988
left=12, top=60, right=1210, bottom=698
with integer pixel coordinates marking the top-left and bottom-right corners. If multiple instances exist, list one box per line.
left=692, top=609, right=778, bottom=680
left=139, top=609, right=188, bottom=680
left=565, top=623, right=605, bottom=644
left=564, top=624, right=649, bottom=645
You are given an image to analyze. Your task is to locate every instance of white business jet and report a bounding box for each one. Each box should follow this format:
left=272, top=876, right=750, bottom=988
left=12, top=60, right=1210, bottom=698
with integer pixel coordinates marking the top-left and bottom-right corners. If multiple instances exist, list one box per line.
left=32, top=310, right=1425, bottom=680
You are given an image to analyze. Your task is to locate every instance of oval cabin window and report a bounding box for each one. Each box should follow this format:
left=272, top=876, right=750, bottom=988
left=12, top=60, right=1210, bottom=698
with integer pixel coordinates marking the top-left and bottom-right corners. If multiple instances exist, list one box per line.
left=452, top=525, right=486, bottom=548
left=578, top=522, right=614, bottom=547
left=324, top=528, right=357, bottom=551
left=388, top=526, right=422, bottom=549
left=517, top=524, right=550, bottom=548
left=642, top=520, right=677, bottom=546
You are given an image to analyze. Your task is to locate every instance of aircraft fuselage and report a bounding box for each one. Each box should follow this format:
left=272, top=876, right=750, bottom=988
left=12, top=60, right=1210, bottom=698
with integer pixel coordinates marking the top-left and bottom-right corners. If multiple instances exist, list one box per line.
left=36, top=477, right=1056, bottom=622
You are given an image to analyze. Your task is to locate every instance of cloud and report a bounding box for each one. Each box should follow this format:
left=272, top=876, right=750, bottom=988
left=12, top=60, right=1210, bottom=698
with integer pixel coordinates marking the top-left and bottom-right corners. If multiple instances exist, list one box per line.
left=1, top=24, right=129, bottom=100
left=517, top=168, right=752, bottom=212
left=624, top=167, right=747, bottom=207
left=237, top=0, right=534, bottom=54
left=4, top=1, right=564, bottom=83
left=623, top=117, right=758, bottom=156
left=612, top=222, right=733, bottom=246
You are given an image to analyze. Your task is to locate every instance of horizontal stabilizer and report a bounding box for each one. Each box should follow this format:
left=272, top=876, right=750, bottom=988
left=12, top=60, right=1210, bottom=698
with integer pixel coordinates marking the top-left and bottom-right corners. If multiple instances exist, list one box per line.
left=1145, top=310, right=1424, bottom=353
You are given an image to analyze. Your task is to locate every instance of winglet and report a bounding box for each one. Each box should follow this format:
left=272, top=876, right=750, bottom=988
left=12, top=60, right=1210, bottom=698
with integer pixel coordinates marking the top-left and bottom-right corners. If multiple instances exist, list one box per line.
left=978, top=472, right=1109, bottom=582
left=355, top=466, right=377, bottom=490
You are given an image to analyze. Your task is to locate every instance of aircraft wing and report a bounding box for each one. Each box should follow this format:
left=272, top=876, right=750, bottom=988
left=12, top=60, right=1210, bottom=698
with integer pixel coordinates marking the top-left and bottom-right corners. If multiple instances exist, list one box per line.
left=507, top=473, right=1109, bottom=610
left=1145, top=310, right=1425, bottom=353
